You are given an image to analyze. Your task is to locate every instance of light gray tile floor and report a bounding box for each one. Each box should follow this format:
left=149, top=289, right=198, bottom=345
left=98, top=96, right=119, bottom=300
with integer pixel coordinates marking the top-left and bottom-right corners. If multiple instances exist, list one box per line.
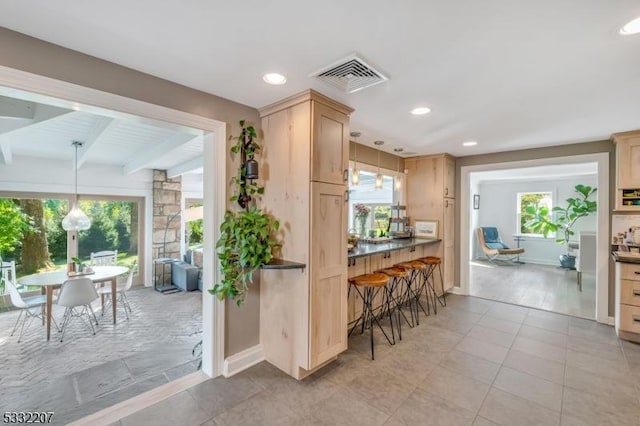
left=470, top=260, right=596, bottom=319
left=114, top=294, right=640, bottom=426
left=0, top=286, right=202, bottom=425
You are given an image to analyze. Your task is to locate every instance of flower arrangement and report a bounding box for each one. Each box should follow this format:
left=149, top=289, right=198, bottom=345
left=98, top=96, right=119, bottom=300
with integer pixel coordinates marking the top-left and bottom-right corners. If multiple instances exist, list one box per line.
left=354, top=203, right=371, bottom=220
left=354, top=203, right=370, bottom=237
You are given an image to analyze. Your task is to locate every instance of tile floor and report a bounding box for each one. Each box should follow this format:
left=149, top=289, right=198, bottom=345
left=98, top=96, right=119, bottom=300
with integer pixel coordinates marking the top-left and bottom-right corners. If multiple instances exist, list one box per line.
left=470, top=260, right=596, bottom=319
left=110, top=295, right=640, bottom=426
left=0, top=287, right=202, bottom=424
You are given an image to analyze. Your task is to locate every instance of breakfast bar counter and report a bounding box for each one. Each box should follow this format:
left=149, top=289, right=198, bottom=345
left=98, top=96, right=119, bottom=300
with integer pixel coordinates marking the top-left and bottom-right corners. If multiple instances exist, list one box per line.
left=349, top=238, right=441, bottom=259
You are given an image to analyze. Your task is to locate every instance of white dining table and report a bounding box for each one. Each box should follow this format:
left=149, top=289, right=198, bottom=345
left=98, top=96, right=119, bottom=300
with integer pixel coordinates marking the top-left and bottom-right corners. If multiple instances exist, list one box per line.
left=18, top=265, right=129, bottom=340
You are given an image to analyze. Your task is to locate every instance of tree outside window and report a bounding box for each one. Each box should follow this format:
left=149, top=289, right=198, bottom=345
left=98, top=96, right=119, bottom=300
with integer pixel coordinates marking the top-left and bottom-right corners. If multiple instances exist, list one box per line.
left=518, top=192, right=552, bottom=235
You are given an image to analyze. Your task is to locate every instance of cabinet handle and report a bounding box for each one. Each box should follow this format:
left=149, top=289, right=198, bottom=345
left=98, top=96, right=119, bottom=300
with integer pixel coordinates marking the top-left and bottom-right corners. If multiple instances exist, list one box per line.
left=445, top=188, right=448, bottom=196
left=635, top=271, right=640, bottom=275
left=633, top=290, right=640, bottom=297
left=343, top=169, right=349, bottom=182
left=445, top=199, right=449, bottom=208
left=633, top=315, right=640, bottom=323
left=345, top=190, right=349, bottom=202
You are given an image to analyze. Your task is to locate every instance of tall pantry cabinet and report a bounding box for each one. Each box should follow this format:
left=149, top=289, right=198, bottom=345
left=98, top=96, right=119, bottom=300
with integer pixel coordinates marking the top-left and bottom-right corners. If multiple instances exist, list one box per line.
left=258, top=90, right=352, bottom=379
left=405, top=154, right=456, bottom=293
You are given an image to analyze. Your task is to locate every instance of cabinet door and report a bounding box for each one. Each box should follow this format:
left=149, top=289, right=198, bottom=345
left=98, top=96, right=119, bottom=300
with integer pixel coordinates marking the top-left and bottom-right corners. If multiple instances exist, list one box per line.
left=311, top=101, right=349, bottom=185
left=309, top=182, right=348, bottom=368
left=618, top=139, right=640, bottom=188
left=443, top=198, right=455, bottom=291
left=444, top=157, right=455, bottom=198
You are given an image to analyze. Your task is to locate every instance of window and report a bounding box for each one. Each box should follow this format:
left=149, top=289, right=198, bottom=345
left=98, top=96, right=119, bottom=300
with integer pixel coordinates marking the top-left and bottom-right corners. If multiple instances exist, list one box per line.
left=349, top=168, right=400, bottom=236
left=517, top=192, right=552, bottom=235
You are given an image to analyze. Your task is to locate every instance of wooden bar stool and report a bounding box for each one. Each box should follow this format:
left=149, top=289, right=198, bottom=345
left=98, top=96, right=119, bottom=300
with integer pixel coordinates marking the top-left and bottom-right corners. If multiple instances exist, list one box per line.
left=378, top=267, right=410, bottom=340
left=348, top=272, right=395, bottom=360
left=394, top=260, right=431, bottom=326
left=418, top=256, right=446, bottom=308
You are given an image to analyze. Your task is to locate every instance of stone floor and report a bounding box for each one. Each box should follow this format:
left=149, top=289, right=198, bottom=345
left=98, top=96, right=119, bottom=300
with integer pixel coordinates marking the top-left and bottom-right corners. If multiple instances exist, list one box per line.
left=470, top=260, right=596, bottom=319
left=112, top=295, right=640, bottom=426
left=0, top=286, right=202, bottom=424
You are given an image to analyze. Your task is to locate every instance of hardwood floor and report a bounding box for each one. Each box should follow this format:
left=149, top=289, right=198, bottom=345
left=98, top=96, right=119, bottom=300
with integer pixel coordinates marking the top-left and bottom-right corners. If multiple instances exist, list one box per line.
left=469, top=259, right=596, bottom=319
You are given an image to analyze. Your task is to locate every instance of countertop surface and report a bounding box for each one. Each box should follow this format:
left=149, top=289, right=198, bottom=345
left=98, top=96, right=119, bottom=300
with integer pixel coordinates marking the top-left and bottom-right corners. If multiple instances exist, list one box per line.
left=611, top=251, right=640, bottom=264
left=348, top=238, right=440, bottom=259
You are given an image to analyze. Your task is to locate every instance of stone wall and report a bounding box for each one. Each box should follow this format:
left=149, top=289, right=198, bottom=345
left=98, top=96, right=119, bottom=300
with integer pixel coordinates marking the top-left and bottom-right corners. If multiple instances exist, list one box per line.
left=153, top=170, right=182, bottom=261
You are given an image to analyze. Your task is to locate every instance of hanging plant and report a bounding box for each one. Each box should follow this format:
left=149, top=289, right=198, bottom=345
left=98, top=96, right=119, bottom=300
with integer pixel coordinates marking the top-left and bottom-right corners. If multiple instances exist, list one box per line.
left=208, top=120, right=280, bottom=306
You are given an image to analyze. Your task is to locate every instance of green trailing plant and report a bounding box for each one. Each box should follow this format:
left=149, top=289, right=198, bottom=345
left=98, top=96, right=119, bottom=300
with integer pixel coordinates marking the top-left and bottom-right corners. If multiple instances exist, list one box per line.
left=229, top=120, right=264, bottom=207
left=524, top=184, right=597, bottom=251
left=208, top=120, right=280, bottom=306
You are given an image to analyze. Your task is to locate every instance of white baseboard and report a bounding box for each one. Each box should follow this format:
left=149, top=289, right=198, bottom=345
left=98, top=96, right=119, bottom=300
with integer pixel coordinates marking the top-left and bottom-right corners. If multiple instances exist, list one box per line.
left=608, top=316, right=615, bottom=326
left=448, top=287, right=465, bottom=296
left=222, top=344, right=264, bottom=378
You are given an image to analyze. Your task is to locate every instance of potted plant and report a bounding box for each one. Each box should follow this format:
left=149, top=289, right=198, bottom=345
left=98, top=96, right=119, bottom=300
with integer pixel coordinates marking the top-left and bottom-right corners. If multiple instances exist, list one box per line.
left=209, top=120, right=280, bottom=306
left=524, top=184, right=597, bottom=268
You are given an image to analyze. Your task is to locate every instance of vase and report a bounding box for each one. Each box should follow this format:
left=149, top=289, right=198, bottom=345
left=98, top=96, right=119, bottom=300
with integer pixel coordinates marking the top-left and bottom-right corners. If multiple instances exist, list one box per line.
left=359, top=219, right=366, bottom=237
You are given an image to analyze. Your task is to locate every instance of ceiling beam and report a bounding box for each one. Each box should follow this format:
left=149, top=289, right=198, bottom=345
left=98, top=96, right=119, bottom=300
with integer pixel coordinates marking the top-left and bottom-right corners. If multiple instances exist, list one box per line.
left=123, top=133, right=200, bottom=175
left=0, top=107, right=80, bottom=165
left=167, top=156, right=203, bottom=178
left=0, top=141, right=11, bottom=165
left=76, top=117, right=116, bottom=169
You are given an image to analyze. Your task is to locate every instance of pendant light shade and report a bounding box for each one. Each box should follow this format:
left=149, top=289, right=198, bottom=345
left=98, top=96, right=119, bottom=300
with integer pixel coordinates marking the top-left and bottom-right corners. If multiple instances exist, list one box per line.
left=374, top=141, right=384, bottom=190
left=62, top=141, right=91, bottom=231
left=395, top=157, right=402, bottom=190
left=351, top=131, right=361, bottom=186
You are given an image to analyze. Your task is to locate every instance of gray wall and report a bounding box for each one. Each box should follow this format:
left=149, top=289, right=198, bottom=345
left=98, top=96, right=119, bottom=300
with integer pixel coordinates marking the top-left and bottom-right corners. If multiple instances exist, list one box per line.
left=0, top=27, right=260, bottom=357
left=456, top=140, right=616, bottom=315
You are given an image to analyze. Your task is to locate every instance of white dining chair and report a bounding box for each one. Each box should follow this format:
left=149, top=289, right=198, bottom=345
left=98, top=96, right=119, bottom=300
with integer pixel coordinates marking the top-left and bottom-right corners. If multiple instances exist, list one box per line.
left=57, top=277, right=99, bottom=342
left=5, top=277, right=57, bottom=342
left=90, top=250, right=118, bottom=266
left=97, top=263, right=136, bottom=319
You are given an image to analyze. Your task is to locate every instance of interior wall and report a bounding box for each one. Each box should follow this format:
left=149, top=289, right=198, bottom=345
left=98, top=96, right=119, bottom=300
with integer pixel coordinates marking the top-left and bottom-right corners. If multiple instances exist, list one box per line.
left=0, top=28, right=261, bottom=358
left=474, top=175, right=598, bottom=264
left=457, top=140, right=616, bottom=315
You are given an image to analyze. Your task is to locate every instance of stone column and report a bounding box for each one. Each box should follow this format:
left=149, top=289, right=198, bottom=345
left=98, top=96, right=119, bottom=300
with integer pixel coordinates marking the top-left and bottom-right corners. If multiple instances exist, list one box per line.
left=153, top=170, right=182, bottom=261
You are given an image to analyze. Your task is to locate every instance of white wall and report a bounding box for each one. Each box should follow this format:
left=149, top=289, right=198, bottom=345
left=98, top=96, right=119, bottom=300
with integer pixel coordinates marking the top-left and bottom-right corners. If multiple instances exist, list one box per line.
left=475, top=175, right=598, bottom=265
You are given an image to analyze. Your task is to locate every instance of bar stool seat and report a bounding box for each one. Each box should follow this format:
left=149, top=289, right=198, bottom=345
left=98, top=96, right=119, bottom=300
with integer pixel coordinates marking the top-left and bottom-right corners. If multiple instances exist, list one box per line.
left=349, top=272, right=394, bottom=360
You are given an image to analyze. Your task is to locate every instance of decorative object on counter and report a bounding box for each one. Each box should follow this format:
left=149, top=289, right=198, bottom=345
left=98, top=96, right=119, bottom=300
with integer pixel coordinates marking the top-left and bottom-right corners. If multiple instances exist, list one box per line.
left=230, top=120, right=263, bottom=209
left=351, top=131, right=361, bottom=186
left=210, top=120, right=281, bottom=306
left=524, top=184, right=597, bottom=269
left=473, top=194, right=480, bottom=210
left=360, top=236, right=393, bottom=244
left=374, top=140, right=384, bottom=190
left=414, top=219, right=438, bottom=239
left=71, top=256, right=84, bottom=274
left=354, top=203, right=371, bottom=237
left=347, top=234, right=359, bottom=248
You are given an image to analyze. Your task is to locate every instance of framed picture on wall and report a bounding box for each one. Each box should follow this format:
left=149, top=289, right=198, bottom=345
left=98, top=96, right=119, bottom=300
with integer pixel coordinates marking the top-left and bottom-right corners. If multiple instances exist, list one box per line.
left=414, top=219, right=438, bottom=239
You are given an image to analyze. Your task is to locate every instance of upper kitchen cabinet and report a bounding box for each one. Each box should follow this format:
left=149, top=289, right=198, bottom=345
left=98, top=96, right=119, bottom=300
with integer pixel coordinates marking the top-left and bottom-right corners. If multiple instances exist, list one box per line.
left=311, top=101, right=350, bottom=185
left=612, top=131, right=640, bottom=210
left=444, top=156, right=456, bottom=199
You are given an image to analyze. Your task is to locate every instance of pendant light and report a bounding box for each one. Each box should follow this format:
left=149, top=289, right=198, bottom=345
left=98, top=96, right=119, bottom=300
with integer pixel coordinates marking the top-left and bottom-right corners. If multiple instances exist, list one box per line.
left=374, top=140, right=384, bottom=190
left=350, top=131, right=361, bottom=185
left=395, top=155, right=402, bottom=191
left=62, top=141, right=91, bottom=231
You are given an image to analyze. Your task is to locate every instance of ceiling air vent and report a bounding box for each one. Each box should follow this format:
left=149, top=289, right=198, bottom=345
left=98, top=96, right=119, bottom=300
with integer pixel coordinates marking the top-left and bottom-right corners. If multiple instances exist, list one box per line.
left=311, top=54, right=388, bottom=94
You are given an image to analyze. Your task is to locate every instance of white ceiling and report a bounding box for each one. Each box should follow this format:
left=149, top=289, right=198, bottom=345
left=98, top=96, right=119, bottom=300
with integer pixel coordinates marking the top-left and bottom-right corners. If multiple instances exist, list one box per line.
left=0, top=92, right=204, bottom=175
left=1, top=1, right=640, bottom=157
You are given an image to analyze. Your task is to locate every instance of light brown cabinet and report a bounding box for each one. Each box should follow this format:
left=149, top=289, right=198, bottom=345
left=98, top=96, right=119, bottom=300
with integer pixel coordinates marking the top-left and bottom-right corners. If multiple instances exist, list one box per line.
left=612, top=131, right=640, bottom=210
left=405, top=154, right=456, bottom=294
left=259, top=90, right=352, bottom=379
left=615, top=261, right=640, bottom=343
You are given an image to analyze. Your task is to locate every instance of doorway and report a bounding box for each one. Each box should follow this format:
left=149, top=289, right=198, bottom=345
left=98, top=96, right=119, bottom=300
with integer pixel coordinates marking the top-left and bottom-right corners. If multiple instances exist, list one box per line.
left=459, top=153, right=610, bottom=323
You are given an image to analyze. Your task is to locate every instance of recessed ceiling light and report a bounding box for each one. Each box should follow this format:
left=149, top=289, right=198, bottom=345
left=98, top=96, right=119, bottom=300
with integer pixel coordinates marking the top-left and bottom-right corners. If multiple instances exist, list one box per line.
left=410, top=107, right=431, bottom=116
left=374, top=140, right=385, bottom=146
left=393, top=148, right=404, bottom=152
left=463, top=141, right=478, bottom=147
left=262, top=73, right=287, bottom=85
left=620, top=17, right=640, bottom=35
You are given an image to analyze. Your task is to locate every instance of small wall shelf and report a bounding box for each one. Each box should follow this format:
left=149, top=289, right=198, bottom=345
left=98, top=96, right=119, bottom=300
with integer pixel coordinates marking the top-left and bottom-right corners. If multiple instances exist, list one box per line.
left=261, top=258, right=306, bottom=270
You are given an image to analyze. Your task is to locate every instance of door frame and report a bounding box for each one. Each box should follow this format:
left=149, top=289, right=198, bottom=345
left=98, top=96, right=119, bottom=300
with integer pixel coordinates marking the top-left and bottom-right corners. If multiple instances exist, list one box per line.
left=0, top=65, right=226, bottom=378
left=459, top=152, right=610, bottom=324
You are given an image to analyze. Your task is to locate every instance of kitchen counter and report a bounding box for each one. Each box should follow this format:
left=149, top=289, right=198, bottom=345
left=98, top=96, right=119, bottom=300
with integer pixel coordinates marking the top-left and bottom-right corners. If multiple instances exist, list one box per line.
left=612, top=251, right=640, bottom=264
left=348, top=238, right=441, bottom=259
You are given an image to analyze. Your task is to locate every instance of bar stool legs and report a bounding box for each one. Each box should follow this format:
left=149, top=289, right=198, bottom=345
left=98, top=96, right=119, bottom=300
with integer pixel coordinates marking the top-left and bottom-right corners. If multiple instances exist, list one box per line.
left=348, top=272, right=395, bottom=360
